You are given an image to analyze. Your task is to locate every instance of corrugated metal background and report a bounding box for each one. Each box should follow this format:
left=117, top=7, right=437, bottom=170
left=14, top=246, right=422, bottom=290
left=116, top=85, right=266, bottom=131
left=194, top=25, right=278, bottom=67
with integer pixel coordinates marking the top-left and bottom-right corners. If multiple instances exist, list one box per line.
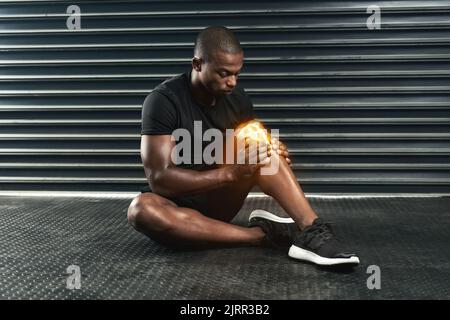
left=1, top=0, right=449, bottom=193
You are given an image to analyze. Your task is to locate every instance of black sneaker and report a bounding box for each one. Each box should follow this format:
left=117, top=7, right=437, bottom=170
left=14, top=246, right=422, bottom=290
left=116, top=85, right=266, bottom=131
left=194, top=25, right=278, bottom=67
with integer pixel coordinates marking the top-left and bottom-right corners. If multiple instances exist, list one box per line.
left=288, top=218, right=360, bottom=266
left=248, top=209, right=299, bottom=248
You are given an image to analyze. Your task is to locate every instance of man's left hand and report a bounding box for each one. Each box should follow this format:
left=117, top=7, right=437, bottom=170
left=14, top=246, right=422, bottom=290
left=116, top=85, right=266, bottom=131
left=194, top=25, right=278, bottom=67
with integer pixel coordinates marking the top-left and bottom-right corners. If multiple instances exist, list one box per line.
left=270, top=138, right=291, bottom=166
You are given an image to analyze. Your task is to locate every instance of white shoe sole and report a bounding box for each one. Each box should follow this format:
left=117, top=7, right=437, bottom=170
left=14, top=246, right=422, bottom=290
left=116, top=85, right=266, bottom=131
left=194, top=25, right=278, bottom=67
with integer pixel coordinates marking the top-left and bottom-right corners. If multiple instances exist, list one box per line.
left=249, top=209, right=294, bottom=224
left=288, top=245, right=360, bottom=266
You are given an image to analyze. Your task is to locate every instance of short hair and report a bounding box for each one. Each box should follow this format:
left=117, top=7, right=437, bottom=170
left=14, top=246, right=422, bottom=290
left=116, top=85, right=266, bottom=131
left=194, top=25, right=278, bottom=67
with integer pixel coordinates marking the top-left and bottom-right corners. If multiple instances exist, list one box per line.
left=194, top=26, right=242, bottom=62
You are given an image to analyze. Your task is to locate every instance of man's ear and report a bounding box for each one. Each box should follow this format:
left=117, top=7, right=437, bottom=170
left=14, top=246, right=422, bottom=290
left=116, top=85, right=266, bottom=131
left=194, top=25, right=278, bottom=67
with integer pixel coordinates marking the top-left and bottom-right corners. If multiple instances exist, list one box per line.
left=192, top=56, right=202, bottom=72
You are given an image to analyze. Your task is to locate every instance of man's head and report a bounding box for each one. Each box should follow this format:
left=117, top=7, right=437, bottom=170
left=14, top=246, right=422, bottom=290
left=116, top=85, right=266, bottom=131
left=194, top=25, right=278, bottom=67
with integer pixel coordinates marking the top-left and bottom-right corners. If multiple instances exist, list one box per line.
left=192, top=26, right=244, bottom=96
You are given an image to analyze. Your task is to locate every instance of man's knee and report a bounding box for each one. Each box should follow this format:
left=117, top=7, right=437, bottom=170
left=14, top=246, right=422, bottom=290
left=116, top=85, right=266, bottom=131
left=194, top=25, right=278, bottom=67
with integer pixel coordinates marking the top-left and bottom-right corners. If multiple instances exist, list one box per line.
left=127, top=193, right=173, bottom=234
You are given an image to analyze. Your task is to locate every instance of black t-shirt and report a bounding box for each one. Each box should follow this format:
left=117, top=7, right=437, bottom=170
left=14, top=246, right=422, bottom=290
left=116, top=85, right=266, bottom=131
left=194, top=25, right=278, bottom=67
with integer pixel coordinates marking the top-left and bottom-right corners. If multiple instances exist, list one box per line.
left=141, top=72, right=255, bottom=171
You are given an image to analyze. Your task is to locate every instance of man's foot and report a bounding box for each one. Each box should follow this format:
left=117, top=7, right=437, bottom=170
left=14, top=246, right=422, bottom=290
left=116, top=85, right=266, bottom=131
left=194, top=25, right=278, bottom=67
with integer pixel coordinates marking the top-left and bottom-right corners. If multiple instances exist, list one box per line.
left=288, top=218, right=360, bottom=266
left=248, top=209, right=299, bottom=248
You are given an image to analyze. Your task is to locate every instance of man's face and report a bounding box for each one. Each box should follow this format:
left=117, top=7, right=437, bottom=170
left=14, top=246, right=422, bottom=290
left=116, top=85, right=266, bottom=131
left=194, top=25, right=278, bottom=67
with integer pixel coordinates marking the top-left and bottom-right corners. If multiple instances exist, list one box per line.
left=198, top=50, right=244, bottom=97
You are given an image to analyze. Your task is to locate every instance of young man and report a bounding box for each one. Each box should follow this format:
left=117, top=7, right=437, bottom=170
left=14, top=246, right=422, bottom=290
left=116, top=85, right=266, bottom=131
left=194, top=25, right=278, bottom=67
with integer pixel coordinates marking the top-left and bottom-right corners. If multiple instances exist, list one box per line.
left=127, top=26, right=359, bottom=266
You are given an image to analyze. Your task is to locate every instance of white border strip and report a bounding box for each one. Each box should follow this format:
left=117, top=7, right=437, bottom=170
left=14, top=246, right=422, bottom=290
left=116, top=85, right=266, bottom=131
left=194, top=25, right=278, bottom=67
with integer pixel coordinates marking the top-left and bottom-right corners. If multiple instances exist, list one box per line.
left=0, top=191, right=140, bottom=198
left=250, top=193, right=450, bottom=198
left=0, top=191, right=448, bottom=199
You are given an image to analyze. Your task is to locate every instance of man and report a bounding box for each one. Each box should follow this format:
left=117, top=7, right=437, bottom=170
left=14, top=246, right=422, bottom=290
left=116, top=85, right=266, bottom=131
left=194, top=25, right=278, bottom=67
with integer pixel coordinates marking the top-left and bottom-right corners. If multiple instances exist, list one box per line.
left=127, top=26, right=359, bottom=266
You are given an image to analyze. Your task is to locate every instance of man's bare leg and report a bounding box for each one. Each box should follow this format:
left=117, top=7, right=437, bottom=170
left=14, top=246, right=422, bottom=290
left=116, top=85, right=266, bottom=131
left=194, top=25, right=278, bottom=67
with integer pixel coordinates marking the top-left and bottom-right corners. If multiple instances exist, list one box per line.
left=256, top=155, right=318, bottom=229
left=127, top=175, right=265, bottom=248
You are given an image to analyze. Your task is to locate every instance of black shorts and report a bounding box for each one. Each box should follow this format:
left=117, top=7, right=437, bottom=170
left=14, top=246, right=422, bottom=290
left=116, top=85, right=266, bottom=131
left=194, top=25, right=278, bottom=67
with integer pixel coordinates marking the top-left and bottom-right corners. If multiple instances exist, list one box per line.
left=140, top=185, right=209, bottom=214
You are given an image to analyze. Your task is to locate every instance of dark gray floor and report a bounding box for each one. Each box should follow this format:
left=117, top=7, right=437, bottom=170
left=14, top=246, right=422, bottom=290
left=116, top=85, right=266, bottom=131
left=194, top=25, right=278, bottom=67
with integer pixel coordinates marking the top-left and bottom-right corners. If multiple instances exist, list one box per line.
left=0, top=195, right=449, bottom=300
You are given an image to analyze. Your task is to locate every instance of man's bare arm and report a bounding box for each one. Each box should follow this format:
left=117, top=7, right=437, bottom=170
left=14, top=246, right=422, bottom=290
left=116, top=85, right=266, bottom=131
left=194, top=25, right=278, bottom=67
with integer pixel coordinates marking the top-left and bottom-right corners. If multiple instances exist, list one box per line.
left=140, top=135, right=267, bottom=198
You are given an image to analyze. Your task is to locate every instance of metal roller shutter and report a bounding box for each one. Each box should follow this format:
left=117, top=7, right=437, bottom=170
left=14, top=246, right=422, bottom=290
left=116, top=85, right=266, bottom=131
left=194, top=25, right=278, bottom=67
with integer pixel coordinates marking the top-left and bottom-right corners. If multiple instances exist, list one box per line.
left=1, top=0, right=449, bottom=193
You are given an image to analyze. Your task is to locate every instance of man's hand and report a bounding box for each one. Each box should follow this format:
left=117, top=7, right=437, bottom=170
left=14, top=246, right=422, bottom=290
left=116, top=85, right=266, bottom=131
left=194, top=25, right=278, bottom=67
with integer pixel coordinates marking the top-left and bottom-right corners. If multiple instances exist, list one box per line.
left=222, top=137, right=271, bottom=182
left=270, top=138, right=291, bottom=166
left=234, top=120, right=291, bottom=166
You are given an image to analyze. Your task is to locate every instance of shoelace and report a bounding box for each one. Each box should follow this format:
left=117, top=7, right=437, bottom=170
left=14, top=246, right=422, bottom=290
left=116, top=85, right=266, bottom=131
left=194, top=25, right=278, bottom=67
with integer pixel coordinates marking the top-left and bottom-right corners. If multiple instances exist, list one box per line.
left=307, top=222, right=336, bottom=242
